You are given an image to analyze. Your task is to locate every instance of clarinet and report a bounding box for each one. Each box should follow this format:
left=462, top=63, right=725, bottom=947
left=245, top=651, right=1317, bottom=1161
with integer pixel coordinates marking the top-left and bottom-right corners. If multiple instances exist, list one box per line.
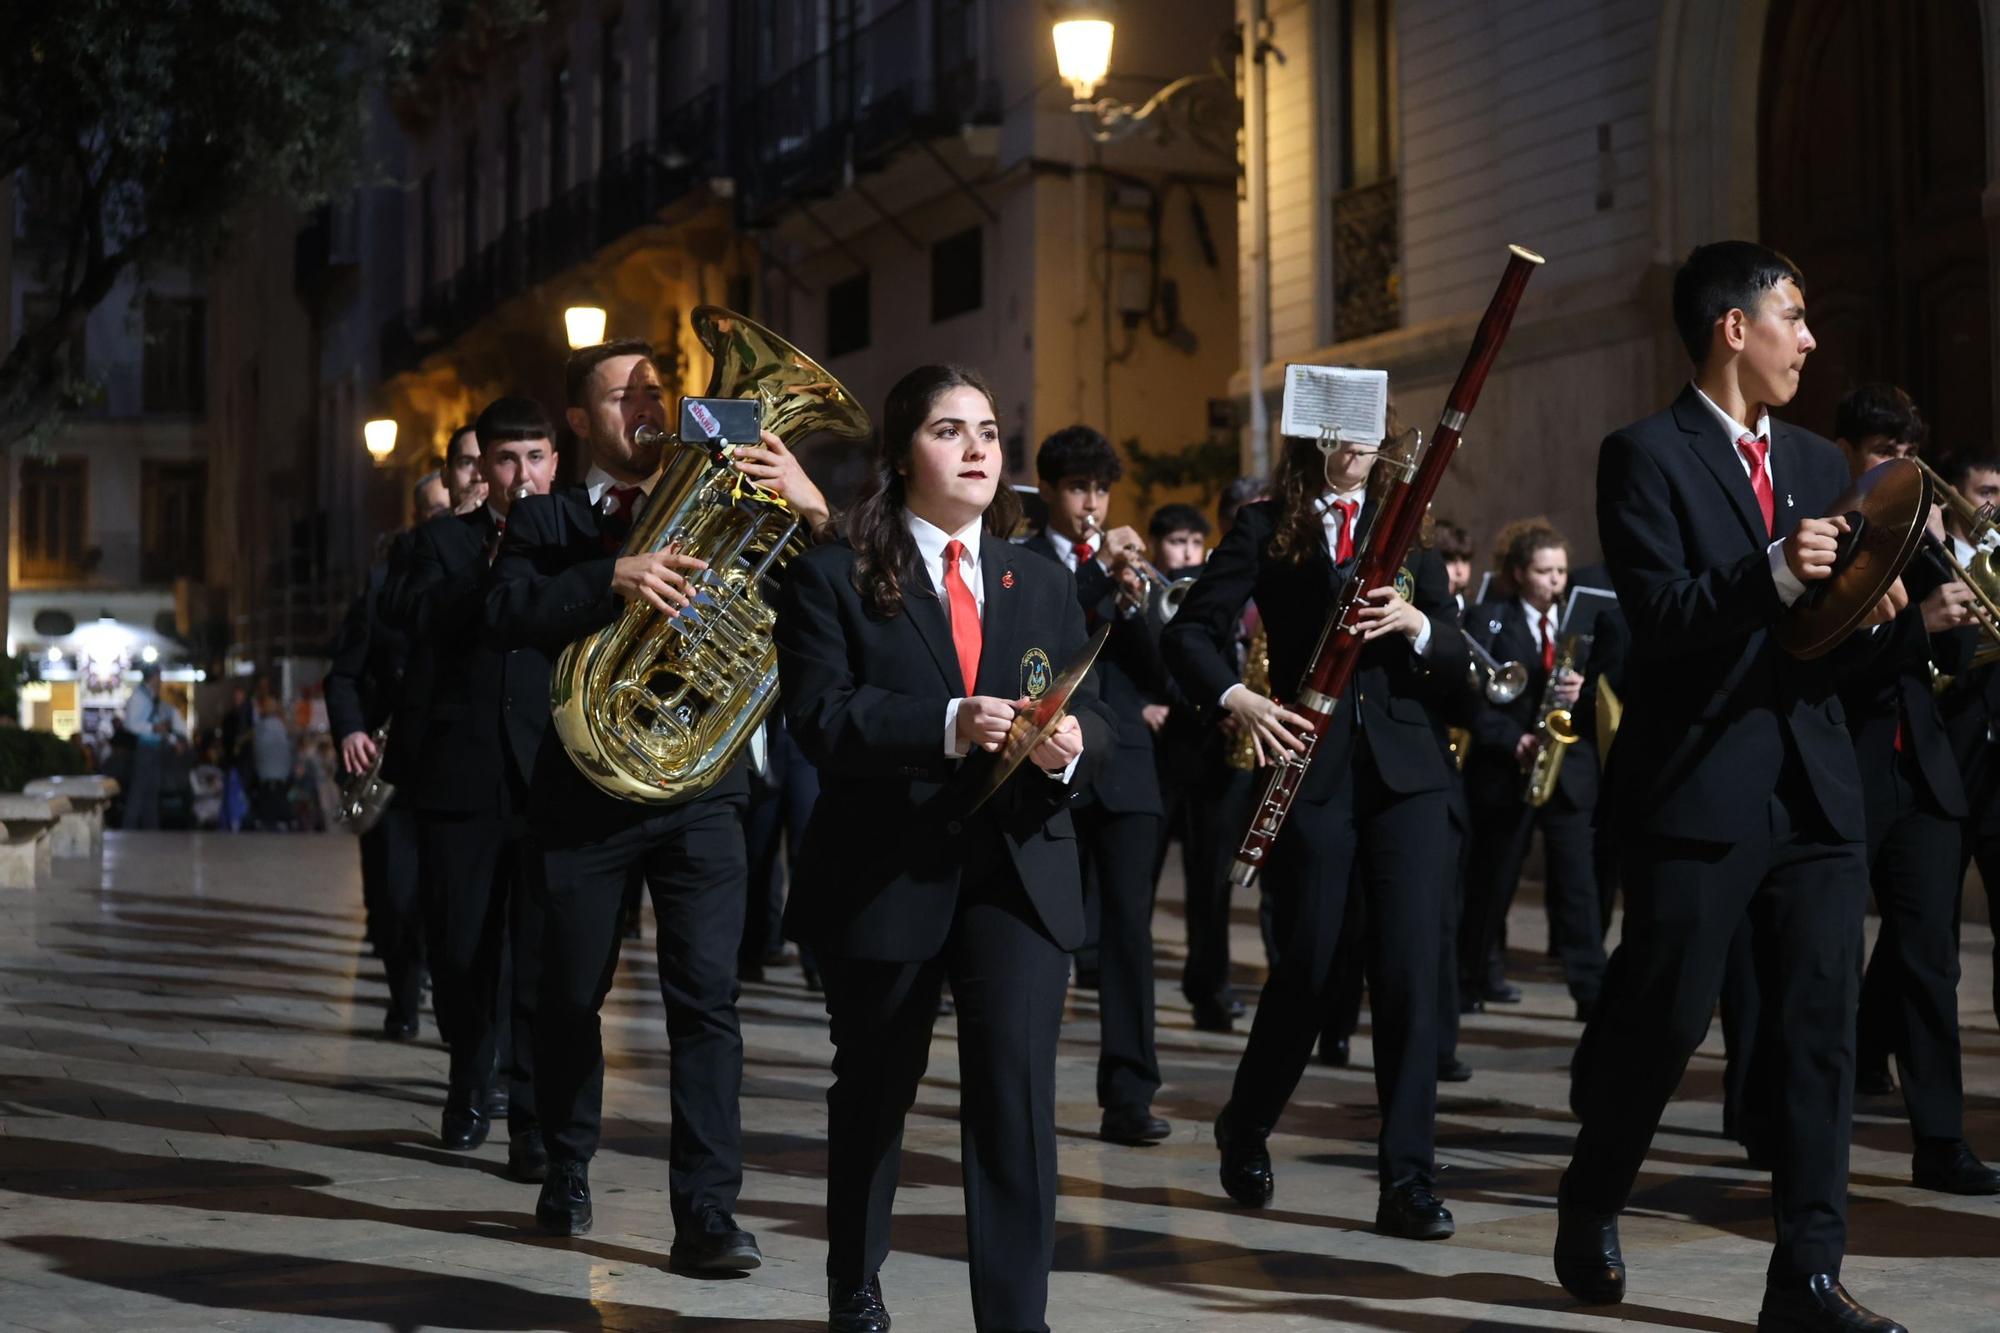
left=1228, top=244, right=1545, bottom=888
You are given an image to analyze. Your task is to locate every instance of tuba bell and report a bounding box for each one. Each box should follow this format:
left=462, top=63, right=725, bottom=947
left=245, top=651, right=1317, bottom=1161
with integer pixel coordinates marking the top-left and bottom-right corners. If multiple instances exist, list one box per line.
left=550, top=307, right=872, bottom=804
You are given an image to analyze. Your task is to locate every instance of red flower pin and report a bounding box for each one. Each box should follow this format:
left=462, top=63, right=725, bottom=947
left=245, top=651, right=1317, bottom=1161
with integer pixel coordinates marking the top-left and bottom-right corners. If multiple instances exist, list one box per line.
left=1001, top=570, right=1014, bottom=589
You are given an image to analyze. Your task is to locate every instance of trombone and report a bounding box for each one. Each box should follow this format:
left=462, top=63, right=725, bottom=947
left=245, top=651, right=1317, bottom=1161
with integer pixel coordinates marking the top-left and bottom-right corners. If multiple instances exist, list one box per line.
left=1464, top=634, right=1530, bottom=704
left=1913, top=457, right=2000, bottom=685
left=1082, top=514, right=1199, bottom=623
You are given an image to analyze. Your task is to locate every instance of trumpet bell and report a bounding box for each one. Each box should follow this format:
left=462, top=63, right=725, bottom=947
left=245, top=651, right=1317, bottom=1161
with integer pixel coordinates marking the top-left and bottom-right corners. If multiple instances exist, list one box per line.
left=1154, top=575, right=1198, bottom=622
left=1488, top=662, right=1530, bottom=704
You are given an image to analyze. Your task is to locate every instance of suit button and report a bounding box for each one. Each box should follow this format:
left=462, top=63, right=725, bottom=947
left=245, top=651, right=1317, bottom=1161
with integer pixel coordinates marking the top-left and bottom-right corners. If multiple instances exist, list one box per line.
left=946, top=819, right=963, bottom=835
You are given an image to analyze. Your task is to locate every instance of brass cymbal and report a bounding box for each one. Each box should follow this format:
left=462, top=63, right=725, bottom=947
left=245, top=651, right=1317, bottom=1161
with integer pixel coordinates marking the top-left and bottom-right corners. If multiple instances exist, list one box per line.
left=957, top=623, right=1112, bottom=814
left=1778, top=457, right=1928, bottom=660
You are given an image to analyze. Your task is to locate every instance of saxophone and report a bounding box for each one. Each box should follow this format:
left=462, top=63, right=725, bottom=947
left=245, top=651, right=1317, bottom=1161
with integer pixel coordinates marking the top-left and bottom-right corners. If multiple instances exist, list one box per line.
left=549, top=307, right=872, bottom=804
left=1226, top=619, right=1270, bottom=771
left=1524, top=632, right=1585, bottom=808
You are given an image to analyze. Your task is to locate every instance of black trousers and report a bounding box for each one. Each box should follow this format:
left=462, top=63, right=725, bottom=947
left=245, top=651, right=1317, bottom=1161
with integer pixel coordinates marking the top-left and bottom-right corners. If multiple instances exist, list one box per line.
left=1230, top=744, right=1445, bottom=1186
left=1568, top=773, right=1865, bottom=1280
left=743, top=722, right=820, bottom=968
left=360, top=805, right=424, bottom=1022
left=1077, top=802, right=1165, bottom=1112
left=1462, top=793, right=1606, bottom=1003
left=1323, top=808, right=1465, bottom=1071
left=1174, top=762, right=1261, bottom=1007
left=1854, top=768, right=1967, bottom=1143
left=531, top=796, right=747, bottom=1224
left=819, top=861, right=1071, bottom=1333
left=1963, top=827, right=2000, bottom=1023
left=418, top=808, right=528, bottom=1100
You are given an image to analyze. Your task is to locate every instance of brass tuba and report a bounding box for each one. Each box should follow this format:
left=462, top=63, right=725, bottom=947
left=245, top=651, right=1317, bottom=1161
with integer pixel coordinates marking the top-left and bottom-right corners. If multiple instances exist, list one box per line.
left=550, top=307, right=872, bottom=803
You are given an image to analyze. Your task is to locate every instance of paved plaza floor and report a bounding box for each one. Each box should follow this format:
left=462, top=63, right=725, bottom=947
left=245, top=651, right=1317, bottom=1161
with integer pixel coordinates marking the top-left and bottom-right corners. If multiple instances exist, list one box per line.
left=0, top=831, right=1995, bottom=1331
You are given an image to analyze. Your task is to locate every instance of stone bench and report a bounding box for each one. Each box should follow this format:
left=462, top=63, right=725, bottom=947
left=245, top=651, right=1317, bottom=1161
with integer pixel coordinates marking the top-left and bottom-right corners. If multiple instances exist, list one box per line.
left=0, top=795, right=69, bottom=888
left=24, top=775, right=120, bottom=858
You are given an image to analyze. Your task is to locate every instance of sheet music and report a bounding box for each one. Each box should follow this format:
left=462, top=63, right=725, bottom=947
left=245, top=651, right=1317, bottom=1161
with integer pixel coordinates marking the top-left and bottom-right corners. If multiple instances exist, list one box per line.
left=1281, top=365, right=1388, bottom=444
left=1562, top=584, right=1620, bottom=637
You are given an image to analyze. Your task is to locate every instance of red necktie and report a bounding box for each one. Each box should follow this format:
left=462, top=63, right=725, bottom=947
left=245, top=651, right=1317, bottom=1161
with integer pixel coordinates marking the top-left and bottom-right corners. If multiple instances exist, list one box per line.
left=601, top=485, right=643, bottom=553
left=1074, top=540, right=1094, bottom=566
left=942, top=539, right=982, bottom=693
left=1333, top=499, right=1359, bottom=562
left=1737, top=434, right=1775, bottom=536
left=1541, top=610, right=1557, bottom=672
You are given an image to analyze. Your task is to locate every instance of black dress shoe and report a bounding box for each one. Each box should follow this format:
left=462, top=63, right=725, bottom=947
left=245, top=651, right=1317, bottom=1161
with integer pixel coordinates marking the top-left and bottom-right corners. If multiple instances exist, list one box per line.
left=440, top=1095, right=491, bottom=1151
left=507, top=1131, right=549, bottom=1184
left=669, top=1207, right=763, bottom=1273
left=1100, top=1105, right=1171, bottom=1145
left=535, top=1159, right=592, bottom=1236
left=485, top=1084, right=510, bottom=1121
left=1855, top=1066, right=1896, bottom=1097
left=1189, top=999, right=1235, bottom=1033
left=1757, top=1274, right=1905, bottom=1332
left=829, top=1274, right=891, bottom=1332
left=1214, top=1103, right=1274, bottom=1207
left=1458, top=990, right=1486, bottom=1015
left=381, top=1012, right=419, bottom=1041
left=1912, top=1138, right=2000, bottom=1195
left=1552, top=1171, right=1625, bottom=1304
left=1481, top=979, right=1523, bottom=1004
left=1437, top=1057, right=1474, bottom=1083
left=1316, top=1036, right=1351, bottom=1067
left=1227, top=993, right=1247, bottom=1019
left=1376, top=1178, right=1455, bottom=1240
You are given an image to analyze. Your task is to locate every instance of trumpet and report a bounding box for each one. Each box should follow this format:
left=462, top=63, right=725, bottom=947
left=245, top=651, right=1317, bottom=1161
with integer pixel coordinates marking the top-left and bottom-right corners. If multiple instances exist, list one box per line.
left=1913, top=456, right=2000, bottom=686
left=1464, top=634, right=1529, bottom=704
left=1082, top=515, right=1198, bottom=623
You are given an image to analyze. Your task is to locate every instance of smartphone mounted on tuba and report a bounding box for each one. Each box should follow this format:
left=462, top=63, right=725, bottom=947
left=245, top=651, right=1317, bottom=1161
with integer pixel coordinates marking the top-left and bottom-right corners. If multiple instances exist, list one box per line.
left=680, top=396, right=762, bottom=459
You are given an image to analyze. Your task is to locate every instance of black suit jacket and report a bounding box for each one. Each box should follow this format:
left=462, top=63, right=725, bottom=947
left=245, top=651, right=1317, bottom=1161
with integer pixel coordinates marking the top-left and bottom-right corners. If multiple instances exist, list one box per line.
left=1595, top=384, right=1895, bottom=842
left=1838, top=553, right=1974, bottom=821
left=325, top=556, right=409, bottom=744
left=1463, top=598, right=1599, bottom=809
left=1940, top=659, right=2000, bottom=834
left=1161, top=498, right=1469, bottom=803
left=384, top=508, right=549, bottom=815
left=1020, top=532, right=1165, bottom=817
left=773, top=534, right=1114, bottom=962
left=486, top=485, right=749, bottom=844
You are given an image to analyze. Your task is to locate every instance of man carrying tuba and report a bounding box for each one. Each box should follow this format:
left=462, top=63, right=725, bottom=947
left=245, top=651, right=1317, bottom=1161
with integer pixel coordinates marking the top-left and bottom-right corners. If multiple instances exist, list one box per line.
left=486, top=338, right=830, bottom=1271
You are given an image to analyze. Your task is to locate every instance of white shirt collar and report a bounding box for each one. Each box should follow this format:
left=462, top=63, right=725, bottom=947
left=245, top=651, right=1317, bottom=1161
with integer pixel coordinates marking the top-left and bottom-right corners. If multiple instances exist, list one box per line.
left=1314, top=487, right=1368, bottom=515
left=584, top=464, right=660, bottom=508
left=484, top=502, right=507, bottom=529
left=907, top=511, right=984, bottom=606
left=1691, top=382, right=1773, bottom=445
left=1520, top=596, right=1557, bottom=630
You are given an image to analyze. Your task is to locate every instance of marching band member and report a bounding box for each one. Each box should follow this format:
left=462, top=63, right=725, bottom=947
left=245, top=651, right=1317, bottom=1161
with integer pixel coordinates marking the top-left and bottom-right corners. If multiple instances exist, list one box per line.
left=383, top=398, right=557, bottom=1177
left=485, top=340, right=826, bottom=1268
left=1022, top=425, right=1172, bottom=1146
left=1935, top=450, right=2000, bottom=1026
left=1459, top=519, right=1607, bottom=1021
left=1828, top=385, right=1997, bottom=1194
left=1557, top=241, right=1906, bottom=1333
left=1162, top=423, right=1470, bottom=1239
left=774, top=364, right=1111, bottom=1333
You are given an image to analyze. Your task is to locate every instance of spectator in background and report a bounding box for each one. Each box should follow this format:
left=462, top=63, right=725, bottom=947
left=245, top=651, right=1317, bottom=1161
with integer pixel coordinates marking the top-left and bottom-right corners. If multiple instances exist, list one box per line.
left=251, top=695, right=297, bottom=830
left=121, top=665, right=183, bottom=830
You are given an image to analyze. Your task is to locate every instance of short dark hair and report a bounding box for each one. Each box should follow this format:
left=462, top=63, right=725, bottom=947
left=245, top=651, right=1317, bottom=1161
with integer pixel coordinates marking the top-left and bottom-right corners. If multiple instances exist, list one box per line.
left=474, top=395, right=555, bottom=451
left=1035, top=425, right=1122, bottom=485
left=1432, top=518, right=1473, bottom=562
left=1148, top=502, right=1210, bottom=540
left=1218, top=475, right=1270, bottom=530
left=565, top=337, right=656, bottom=407
left=1945, top=450, right=2000, bottom=491
left=1834, top=382, right=1925, bottom=448
left=1671, top=241, right=1805, bottom=368
left=444, top=423, right=480, bottom=458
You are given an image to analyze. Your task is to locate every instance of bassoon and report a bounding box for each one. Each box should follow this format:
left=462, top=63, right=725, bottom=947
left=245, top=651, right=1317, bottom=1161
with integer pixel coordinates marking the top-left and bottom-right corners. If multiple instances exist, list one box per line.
left=1228, top=244, right=1545, bottom=888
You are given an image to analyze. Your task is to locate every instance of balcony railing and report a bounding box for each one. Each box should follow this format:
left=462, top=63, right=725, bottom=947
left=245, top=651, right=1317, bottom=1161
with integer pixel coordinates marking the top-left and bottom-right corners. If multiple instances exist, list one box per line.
left=731, top=0, right=1000, bottom=222
left=1332, top=178, right=1401, bottom=343
left=381, top=87, right=724, bottom=377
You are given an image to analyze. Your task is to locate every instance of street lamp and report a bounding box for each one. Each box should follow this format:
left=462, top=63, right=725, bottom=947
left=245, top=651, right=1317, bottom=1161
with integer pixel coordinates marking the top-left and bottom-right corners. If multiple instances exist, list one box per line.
left=564, top=305, right=608, bottom=349
left=363, top=418, right=398, bottom=465
left=1050, top=3, right=1238, bottom=152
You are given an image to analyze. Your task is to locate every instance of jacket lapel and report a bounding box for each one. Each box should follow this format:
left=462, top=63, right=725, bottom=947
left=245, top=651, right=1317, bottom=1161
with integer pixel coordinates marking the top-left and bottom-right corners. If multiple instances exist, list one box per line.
left=1672, top=384, right=1770, bottom=547
left=975, top=537, right=1022, bottom=698
left=1768, top=423, right=1808, bottom=539
left=905, top=559, right=966, bottom=695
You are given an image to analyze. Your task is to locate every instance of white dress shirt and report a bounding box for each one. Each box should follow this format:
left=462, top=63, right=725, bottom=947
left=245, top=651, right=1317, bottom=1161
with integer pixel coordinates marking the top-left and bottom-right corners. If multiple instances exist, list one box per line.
left=1690, top=383, right=1808, bottom=606
left=1521, top=597, right=1560, bottom=660
left=583, top=463, right=660, bottom=509
left=910, top=511, right=1076, bottom=782
left=1044, top=525, right=1105, bottom=575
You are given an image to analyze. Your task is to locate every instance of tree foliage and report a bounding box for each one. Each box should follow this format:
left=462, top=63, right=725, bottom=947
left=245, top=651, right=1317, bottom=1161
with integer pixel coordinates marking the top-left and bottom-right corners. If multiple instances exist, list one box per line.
left=0, top=0, right=531, bottom=449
